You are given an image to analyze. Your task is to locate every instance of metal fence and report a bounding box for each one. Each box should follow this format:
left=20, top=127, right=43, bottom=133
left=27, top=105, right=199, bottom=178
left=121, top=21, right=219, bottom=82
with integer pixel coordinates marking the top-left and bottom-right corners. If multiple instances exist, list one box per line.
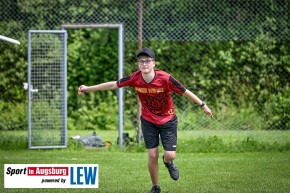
left=2, top=0, right=288, bottom=41
left=0, top=0, right=289, bottom=135
left=27, top=30, right=67, bottom=149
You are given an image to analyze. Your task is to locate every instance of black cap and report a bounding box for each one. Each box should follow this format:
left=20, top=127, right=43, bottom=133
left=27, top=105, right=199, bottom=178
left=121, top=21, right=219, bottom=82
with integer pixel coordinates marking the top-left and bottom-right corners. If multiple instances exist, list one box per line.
left=137, top=47, right=155, bottom=60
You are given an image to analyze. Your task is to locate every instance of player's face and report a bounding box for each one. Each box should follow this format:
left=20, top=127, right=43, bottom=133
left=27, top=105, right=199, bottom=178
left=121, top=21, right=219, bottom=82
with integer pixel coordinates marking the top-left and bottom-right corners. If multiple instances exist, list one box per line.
left=138, top=56, right=155, bottom=74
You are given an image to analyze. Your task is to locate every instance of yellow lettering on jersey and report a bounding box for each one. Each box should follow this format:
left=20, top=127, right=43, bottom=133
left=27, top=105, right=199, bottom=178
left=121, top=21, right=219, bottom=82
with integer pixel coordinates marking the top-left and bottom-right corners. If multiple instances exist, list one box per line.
left=168, top=109, right=174, bottom=115
left=157, top=88, right=164, bottom=93
left=135, top=87, right=148, bottom=93
left=148, top=88, right=157, bottom=93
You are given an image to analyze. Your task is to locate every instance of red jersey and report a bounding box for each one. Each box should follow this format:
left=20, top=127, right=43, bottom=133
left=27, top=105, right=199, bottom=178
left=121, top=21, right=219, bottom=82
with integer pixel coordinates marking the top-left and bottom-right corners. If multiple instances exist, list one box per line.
left=117, top=70, right=186, bottom=125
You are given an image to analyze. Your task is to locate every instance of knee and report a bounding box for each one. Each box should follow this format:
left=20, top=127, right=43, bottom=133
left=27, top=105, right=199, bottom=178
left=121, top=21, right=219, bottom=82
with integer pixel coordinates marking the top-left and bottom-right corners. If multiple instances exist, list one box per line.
left=164, top=151, right=176, bottom=161
left=148, top=150, right=159, bottom=161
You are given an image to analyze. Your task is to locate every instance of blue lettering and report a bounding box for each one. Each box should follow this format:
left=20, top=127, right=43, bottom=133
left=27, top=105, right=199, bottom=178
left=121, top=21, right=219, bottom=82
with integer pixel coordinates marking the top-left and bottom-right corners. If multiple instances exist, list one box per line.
left=70, top=166, right=98, bottom=185
left=84, top=167, right=98, bottom=185
left=70, top=167, right=76, bottom=185
left=77, top=167, right=83, bottom=185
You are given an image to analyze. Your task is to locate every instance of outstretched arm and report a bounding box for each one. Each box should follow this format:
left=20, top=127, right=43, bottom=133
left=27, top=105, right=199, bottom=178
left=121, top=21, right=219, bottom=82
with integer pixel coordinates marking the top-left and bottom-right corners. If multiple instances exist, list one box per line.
left=78, top=81, right=118, bottom=95
left=183, top=89, right=213, bottom=118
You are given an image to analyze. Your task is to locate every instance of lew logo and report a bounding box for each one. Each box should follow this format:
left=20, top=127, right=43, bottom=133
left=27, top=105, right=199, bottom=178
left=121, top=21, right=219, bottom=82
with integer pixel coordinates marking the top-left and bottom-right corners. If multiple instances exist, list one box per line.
left=70, top=166, right=98, bottom=185
left=4, top=164, right=99, bottom=188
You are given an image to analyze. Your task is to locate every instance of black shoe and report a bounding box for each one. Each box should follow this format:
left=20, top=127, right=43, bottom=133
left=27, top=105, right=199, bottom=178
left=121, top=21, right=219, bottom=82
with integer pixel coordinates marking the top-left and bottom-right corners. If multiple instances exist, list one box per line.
left=150, top=185, right=161, bottom=193
left=163, top=155, right=179, bottom=180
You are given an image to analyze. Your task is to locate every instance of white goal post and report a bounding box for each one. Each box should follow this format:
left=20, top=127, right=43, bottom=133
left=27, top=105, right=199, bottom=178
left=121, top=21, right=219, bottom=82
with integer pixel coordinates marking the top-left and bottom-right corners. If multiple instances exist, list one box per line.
left=0, top=35, right=20, bottom=45
left=61, top=24, right=125, bottom=147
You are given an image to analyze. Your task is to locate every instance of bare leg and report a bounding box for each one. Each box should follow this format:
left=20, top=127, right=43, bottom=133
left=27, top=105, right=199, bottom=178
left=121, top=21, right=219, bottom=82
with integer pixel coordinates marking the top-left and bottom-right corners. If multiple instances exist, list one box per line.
left=147, top=147, right=159, bottom=186
left=163, top=150, right=179, bottom=180
left=163, top=150, right=176, bottom=163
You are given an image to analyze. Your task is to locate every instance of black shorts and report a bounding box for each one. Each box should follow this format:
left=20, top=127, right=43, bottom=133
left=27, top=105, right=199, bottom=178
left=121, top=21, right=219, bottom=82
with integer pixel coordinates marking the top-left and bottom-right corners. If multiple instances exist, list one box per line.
left=140, top=116, right=177, bottom=151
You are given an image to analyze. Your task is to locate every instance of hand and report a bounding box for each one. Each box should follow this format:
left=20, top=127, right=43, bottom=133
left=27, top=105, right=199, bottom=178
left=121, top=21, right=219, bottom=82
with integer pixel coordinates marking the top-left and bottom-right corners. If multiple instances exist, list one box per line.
left=202, top=105, right=213, bottom=118
left=78, top=85, right=88, bottom=95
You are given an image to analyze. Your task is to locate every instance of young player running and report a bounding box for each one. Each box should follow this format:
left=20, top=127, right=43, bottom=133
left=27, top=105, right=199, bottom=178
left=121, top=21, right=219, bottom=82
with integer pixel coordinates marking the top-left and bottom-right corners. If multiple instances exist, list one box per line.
left=78, top=48, right=213, bottom=193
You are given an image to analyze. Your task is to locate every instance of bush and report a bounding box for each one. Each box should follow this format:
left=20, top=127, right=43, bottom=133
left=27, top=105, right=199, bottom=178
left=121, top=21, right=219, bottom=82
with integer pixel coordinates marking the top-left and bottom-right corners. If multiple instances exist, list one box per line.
left=0, top=101, right=27, bottom=130
left=69, top=91, right=119, bottom=130
left=176, top=103, right=263, bottom=130
left=263, top=91, right=290, bottom=130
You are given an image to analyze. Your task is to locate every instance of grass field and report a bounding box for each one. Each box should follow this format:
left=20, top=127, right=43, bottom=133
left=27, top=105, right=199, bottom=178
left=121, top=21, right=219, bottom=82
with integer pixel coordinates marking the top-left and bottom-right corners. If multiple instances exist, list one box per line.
left=1, top=130, right=290, bottom=192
